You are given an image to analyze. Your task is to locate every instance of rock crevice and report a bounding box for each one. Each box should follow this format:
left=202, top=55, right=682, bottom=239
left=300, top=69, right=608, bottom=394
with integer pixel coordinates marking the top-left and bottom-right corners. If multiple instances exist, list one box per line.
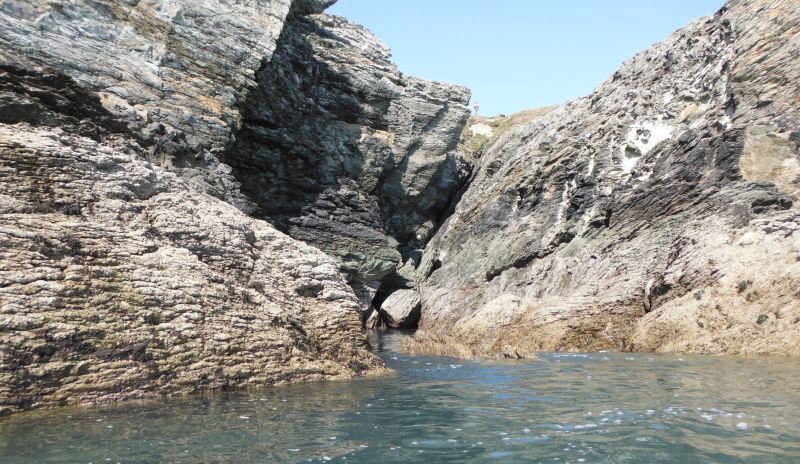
left=0, top=63, right=387, bottom=414
left=222, top=12, right=471, bottom=317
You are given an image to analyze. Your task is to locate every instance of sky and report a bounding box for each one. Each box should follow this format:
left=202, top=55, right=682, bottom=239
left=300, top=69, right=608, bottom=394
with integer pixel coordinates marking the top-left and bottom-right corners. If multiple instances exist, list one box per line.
left=326, top=0, right=726, bottom=117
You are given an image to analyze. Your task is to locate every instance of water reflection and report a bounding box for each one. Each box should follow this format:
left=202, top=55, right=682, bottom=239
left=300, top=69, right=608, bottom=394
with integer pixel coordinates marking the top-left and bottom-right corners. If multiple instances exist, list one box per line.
left=1, top=332, right=799, bottom=463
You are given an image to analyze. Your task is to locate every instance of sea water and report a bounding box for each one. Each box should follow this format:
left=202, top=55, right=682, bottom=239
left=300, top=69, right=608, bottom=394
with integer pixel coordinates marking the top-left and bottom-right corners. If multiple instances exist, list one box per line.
left=1, top=331, right=798, bottom=463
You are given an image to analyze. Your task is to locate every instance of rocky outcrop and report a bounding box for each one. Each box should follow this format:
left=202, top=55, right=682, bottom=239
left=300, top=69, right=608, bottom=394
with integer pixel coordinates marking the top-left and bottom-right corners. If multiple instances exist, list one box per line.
left=222, top=13, right=471, bottom=312
left=1, top=1, right=471, bottom=324
left=0, top=0, right=300, bottom=210
left=0, top=0, right=470, bottom=413
left=458, top=108, right=556, bottom=161
left=409, top=0, right=800, bottom=356
left=367, top=289, right=421, bottom=329
left=0, top=64, right=384, bottom=414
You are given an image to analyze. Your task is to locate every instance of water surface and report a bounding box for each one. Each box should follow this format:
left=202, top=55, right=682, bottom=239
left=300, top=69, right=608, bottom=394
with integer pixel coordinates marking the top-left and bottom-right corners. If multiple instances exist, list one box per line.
left=1, top=331, right=799, bottom=463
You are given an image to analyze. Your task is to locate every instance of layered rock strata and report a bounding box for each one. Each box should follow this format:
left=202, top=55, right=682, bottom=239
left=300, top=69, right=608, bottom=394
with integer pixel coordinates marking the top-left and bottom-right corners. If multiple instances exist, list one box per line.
left=0, top=0, right=444, bottom=413
left=223, top=13, right=471, bottom=316
left=409, top=0, right=800, bottom=356
left=0, top=0, right=301, bottom=210
left=0, top=64, right=384, bottom=414
left=0, top=0, right=472, bottom=413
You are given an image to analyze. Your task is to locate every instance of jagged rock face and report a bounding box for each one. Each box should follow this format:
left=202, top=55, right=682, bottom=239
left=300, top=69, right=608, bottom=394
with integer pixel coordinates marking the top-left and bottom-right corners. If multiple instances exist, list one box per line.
left=0, top=0, right=294, bottom=209
left=0, top=0, right=471, bottom=413
left=223, top=14, right=471, bottom=298
left=291, top=0, right=338, bottom=15
left=411, top=0, right=800, bottom=356
left=0, top=65, right=383, bottom=414
left=1, top=1, right=471, bottom=321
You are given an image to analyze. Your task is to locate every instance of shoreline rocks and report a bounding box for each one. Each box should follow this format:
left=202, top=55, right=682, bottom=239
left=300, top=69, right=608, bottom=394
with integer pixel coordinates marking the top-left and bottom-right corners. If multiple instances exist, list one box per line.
left=0, top=0, right=470, bottom=414
left=407, top=0, right=800, bottom=357
left=0, top=0, right=407, bottom=414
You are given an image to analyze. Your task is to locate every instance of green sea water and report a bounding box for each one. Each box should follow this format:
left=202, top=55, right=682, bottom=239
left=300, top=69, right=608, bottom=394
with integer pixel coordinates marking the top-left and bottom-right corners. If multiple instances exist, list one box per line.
left=1, top=331, right=798, bottom=463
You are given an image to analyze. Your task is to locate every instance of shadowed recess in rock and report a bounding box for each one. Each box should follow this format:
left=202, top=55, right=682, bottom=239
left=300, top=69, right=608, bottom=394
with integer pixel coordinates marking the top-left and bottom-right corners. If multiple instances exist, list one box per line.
left=221, top=12, right=471, bottom=321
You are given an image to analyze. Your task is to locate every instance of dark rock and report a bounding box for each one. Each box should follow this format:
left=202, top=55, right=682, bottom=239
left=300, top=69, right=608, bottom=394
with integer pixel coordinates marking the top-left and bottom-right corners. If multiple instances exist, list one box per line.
left=223, top=13, right=470, bottom=303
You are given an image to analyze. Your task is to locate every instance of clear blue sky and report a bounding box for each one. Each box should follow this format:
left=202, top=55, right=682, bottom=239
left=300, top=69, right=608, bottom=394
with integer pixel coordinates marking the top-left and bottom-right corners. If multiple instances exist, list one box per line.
left=326, top=0, right=725, bottom=116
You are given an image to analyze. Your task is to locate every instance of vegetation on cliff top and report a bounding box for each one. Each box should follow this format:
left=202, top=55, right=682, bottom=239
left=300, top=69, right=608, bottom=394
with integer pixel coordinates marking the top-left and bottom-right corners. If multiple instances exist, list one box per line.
left=458, top=107, right=555, bottom=160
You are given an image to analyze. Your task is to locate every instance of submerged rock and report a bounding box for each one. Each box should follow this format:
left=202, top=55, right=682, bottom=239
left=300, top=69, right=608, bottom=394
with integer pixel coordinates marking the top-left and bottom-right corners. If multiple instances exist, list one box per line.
left=409, top=0, right=800, bottom=356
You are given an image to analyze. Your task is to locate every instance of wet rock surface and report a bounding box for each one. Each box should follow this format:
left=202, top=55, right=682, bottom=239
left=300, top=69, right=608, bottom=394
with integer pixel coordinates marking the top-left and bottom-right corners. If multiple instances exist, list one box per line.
left=409, top=0, right=800, bottom=356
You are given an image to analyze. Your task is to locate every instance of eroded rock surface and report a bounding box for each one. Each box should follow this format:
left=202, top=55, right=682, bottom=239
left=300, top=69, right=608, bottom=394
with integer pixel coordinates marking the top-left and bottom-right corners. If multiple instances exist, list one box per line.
left=0, top=0, right=295, bottom=209
left=0, top=65, right=383, bottom=414
left=1, top=0, right=472, bottom=324
left=0, top=0, right=472, bottom=413
left=410, top=0, right=800, bottom=356
left=222, top=13, right=471, bottom=309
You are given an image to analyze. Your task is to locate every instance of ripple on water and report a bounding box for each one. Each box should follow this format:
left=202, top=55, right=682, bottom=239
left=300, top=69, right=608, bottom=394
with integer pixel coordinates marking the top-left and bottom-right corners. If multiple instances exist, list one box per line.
left=1, top=333, right=800, bottom=463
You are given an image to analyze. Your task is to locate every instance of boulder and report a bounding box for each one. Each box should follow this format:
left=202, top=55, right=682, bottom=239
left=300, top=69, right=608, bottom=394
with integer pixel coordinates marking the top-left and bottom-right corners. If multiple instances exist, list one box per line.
left=379, top=290, right=422, bottom=329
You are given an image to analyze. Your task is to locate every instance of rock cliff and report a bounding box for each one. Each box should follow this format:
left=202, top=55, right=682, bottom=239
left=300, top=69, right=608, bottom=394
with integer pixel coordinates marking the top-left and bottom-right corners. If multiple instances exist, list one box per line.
left=0, top=64, right=384, bottom=414
left=0, top=0, right=470, bottom=412
left=222, top=13, right=470, bottom=314
left=0, top=0, right=473, bottom=413
left=408, top=0, right=800, bottom=356
left=0, top=0, right=296, bottom=210
left=1, top=0, right=471, bottom=325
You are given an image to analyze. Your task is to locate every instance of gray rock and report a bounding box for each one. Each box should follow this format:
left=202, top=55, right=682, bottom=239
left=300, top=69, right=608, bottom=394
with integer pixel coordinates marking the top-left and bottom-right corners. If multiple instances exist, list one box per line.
left=409, top=0, right=800, bottom=356
left=0, top=0, right=470, bottom=414
left=378, top=289, right=422, bottom=329
left=0, top=44, right=384, bottom=415
left=291, top=0, right=337, bottom=15
left=0, top=0, right=297, bottom=209
left=1, top=1, right=472, bottom=310
left=365, top=309, right=386, bottom=330
left=223, top=13, right=471, bottom=301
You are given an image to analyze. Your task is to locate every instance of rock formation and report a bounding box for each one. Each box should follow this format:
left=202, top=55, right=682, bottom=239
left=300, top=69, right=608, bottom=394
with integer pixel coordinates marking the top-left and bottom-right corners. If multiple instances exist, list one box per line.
left=4, top=0, right=796, bottom=417
left=0, top=0, right=297, bottom=210
left=0, top=0, right=471, bottom=412
left=222, top=13, right=470, bottom=316
left=368, top=289, right=421, bottom=330
left=458, top=108, right=556, bottom=161
left=408, top=0, right=800, bottom=356
left=0, top=0, right=471, bottom=325
left=0, top=0, right=462, bottom=413
left=0, top=63, right=384, bottom=414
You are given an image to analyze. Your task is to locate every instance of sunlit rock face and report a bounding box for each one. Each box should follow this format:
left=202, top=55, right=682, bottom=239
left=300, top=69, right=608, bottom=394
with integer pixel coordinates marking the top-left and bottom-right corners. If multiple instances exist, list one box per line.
left=0, top=0, right=299, bottom=210
left=0, top=0, right=472, bottom=413
left=410, top=0, right=800, bottom=356
left=0, top=0, right=400, bottom=414
left=222, top=13, right=471, bottom=312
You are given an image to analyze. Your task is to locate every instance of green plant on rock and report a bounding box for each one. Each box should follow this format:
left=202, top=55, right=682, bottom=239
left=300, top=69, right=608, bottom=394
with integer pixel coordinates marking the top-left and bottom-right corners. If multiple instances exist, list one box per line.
left=144, top=311, right=162, bottom=325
